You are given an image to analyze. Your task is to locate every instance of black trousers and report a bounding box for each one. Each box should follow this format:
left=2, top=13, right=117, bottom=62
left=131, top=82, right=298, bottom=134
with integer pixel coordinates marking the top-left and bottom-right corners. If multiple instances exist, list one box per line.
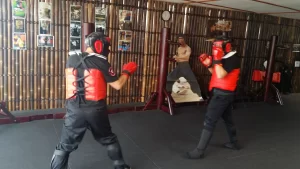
left=166, top=62, right=202, bottom=97
left=57, top=103, right=117, bottom=152
left=204, top=90, right=237, bottom=142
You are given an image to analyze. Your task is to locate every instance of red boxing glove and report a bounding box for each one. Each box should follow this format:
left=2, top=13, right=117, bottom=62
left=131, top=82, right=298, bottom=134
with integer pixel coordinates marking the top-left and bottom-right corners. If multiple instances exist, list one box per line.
left=199, top=53, right=212, bottom=68
left=122, top=62, right=137, bottom=77
left=212, top=47, right=224, bottom=61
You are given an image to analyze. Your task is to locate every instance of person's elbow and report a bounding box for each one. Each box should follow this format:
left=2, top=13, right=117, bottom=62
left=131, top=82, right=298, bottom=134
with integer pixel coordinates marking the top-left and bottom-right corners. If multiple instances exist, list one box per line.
left=108, top=80, right=123, bottom=90
left=216, top=72, right=228, bottom=79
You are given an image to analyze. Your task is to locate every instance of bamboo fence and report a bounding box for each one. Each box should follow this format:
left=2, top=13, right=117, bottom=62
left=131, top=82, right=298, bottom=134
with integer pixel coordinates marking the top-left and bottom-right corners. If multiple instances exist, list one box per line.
left=0, top=0, right=300, bottom=111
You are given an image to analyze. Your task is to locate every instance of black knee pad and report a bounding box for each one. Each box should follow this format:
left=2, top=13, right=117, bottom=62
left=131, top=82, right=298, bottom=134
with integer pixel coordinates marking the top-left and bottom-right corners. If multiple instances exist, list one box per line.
left=50, top=149, right=70, bottom=169
left=106, top=141, right=125, bottom=166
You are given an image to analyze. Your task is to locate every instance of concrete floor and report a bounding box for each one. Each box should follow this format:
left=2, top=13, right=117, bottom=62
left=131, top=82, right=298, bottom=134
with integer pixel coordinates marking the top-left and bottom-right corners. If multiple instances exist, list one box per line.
left=0, top=94, right=299, bottom=169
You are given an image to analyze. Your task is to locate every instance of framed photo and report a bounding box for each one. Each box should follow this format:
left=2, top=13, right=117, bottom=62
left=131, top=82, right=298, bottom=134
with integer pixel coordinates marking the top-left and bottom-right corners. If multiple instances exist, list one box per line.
left=14, top=18, right=25, bottom=33
left=37, top=35, right=54, bottom=47
left=13, top=33, right=26, bottom=50
left=70, top=38, right=81, bottom=51
left=39, top=2, right=52, bottom=20
left=119, top=10, right=133, bottom=30
left=95, top=7, right=107, bottom=33
left=70, top=5, right=82, bottom=22
left=12, top=0, right=27, bottom=18
left=39, top=20, right=51, bottom=35
left=70, top=22, right=81, bottom=37
left=118, top=40, right=131, bottom=51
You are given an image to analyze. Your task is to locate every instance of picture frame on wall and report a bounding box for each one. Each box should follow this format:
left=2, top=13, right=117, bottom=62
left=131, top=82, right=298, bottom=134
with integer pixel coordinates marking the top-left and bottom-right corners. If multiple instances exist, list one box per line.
left=118, top=31, right=132, bottom=51
left=70, top=22, right=81, bottom=37
left=12, top=0, right=27, bottom=18
left=38, top=2, right=52, bottom=20
left=95, top=7, right=107, bottom=33
left=39, top=20, right=51, bottom=35
left=37, top=35, right=54, bottom=47
left=70, top=5, right=82, bottom=22
left=14, top=18, right=25, bottom=33
left=13, top=33, right=26, bottom=50
left=70, top=38, right=81, bottom=51
left=119, top=10, right=133, bottom=30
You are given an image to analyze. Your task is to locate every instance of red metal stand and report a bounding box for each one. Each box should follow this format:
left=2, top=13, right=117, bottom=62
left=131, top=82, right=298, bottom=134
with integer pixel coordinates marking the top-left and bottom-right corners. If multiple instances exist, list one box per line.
left=0, top=101, right=17, bottom=123
left=143, top=27, right=176, bottom=115
left=254, top=35, right=283, bottom=105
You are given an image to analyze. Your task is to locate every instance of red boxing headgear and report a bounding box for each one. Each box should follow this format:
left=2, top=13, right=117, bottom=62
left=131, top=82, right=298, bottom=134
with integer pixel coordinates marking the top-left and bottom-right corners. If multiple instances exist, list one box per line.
left=213, top=40, right=232, bottom=54
left=85, top=32, right=111, bottom=56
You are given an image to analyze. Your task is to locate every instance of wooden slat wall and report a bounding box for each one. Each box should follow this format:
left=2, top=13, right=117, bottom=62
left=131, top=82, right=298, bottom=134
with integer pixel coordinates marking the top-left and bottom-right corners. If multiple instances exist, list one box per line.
left=1, top=0, right=300, bottom=111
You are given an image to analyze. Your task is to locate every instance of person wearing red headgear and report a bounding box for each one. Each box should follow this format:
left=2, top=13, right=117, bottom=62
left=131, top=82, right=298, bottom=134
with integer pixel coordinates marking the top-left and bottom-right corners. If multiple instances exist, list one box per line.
left=185, top=38, right=241, bottom=159
left=50, top=32, right=136, bottom=169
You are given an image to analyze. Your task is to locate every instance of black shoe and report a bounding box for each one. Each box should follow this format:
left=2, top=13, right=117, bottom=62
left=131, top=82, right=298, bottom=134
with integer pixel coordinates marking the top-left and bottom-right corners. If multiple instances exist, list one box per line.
left=223, top=141, right=240, bottom=150
left=184, top=129, right=213, bottom=160
left=115, top=164, right=131, bottom=169
left=184, top=149, right=205, bottom=159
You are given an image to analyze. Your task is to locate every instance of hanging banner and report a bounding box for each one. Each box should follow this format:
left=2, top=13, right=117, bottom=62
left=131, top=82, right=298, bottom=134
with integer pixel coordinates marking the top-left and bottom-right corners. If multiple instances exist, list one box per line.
left=119, top=10, right=132, bottom=30
left=70, top=5, right=82, bottom=51
left=95, top=7, right=107, bottom=34
left=118, top=30, right=132, bottom=51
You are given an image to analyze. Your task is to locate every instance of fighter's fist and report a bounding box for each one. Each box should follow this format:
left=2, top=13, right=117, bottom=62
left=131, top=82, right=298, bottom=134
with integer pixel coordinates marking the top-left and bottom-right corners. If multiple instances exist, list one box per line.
left=122, top=62, right=137, bottom=76
left=199, top=53, right=212, bottom=68
left=212, top=47, right=224, bottom=61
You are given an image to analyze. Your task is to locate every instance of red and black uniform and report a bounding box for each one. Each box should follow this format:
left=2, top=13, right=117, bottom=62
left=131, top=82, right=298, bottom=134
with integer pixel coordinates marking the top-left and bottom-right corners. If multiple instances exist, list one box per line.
left=185, top=39, right=241, bottom=159
left=51, top=32, right=132, bottom=169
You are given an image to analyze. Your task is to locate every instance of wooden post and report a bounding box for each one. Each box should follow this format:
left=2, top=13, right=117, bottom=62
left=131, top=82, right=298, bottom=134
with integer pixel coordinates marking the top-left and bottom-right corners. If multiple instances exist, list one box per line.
left=81, top=22, right=95, bottom=52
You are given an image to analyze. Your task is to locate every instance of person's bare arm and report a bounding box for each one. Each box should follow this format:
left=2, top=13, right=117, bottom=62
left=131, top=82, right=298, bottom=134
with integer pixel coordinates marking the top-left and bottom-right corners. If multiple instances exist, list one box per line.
left=108, top=75, right=129, bottom=90
left=208, top=68, right=213, bottom=74
left=214, top=64, right=228, bottom=78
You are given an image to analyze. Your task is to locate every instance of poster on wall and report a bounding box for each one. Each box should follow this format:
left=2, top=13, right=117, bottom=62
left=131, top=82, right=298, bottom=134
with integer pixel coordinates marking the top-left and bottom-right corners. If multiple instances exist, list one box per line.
left=12, top=0, right=27, bottom=18
left=13, top=33, right=26, bottom=50
left=70, top=5, right=82, bottom=51
left=70, top=5, right=82, bottom=22
left=206, top=20, right=232, bottom=39
left=37, top=35, right=54, bottom=47
left=70, top=22, right=81, bottom=37
left=14, top=19, right=25, bottom=33
left=119, top=10, right=132, bottom=30
left=118, top=30, right=132, bottom=51
left=70, top=38, right=81, bottom=51
left=39, top=20, right=51, bottom=35
left=170, top=77, right=203, bottom=103
left=95, top=7, right=107, bottom=34
left=39, top=2, right=52, bottom=20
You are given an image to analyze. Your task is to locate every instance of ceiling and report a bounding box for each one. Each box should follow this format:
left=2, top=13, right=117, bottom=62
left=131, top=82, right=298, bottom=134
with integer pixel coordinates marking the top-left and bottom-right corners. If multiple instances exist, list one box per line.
left=159, top=0, right=300, bottom=20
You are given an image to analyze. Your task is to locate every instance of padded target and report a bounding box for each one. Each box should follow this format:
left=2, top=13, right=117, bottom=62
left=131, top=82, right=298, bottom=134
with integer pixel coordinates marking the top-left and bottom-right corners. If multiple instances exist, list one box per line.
left=225, top=43, right=232, bottom=53
left=94, top=40, right=103, bottom=54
